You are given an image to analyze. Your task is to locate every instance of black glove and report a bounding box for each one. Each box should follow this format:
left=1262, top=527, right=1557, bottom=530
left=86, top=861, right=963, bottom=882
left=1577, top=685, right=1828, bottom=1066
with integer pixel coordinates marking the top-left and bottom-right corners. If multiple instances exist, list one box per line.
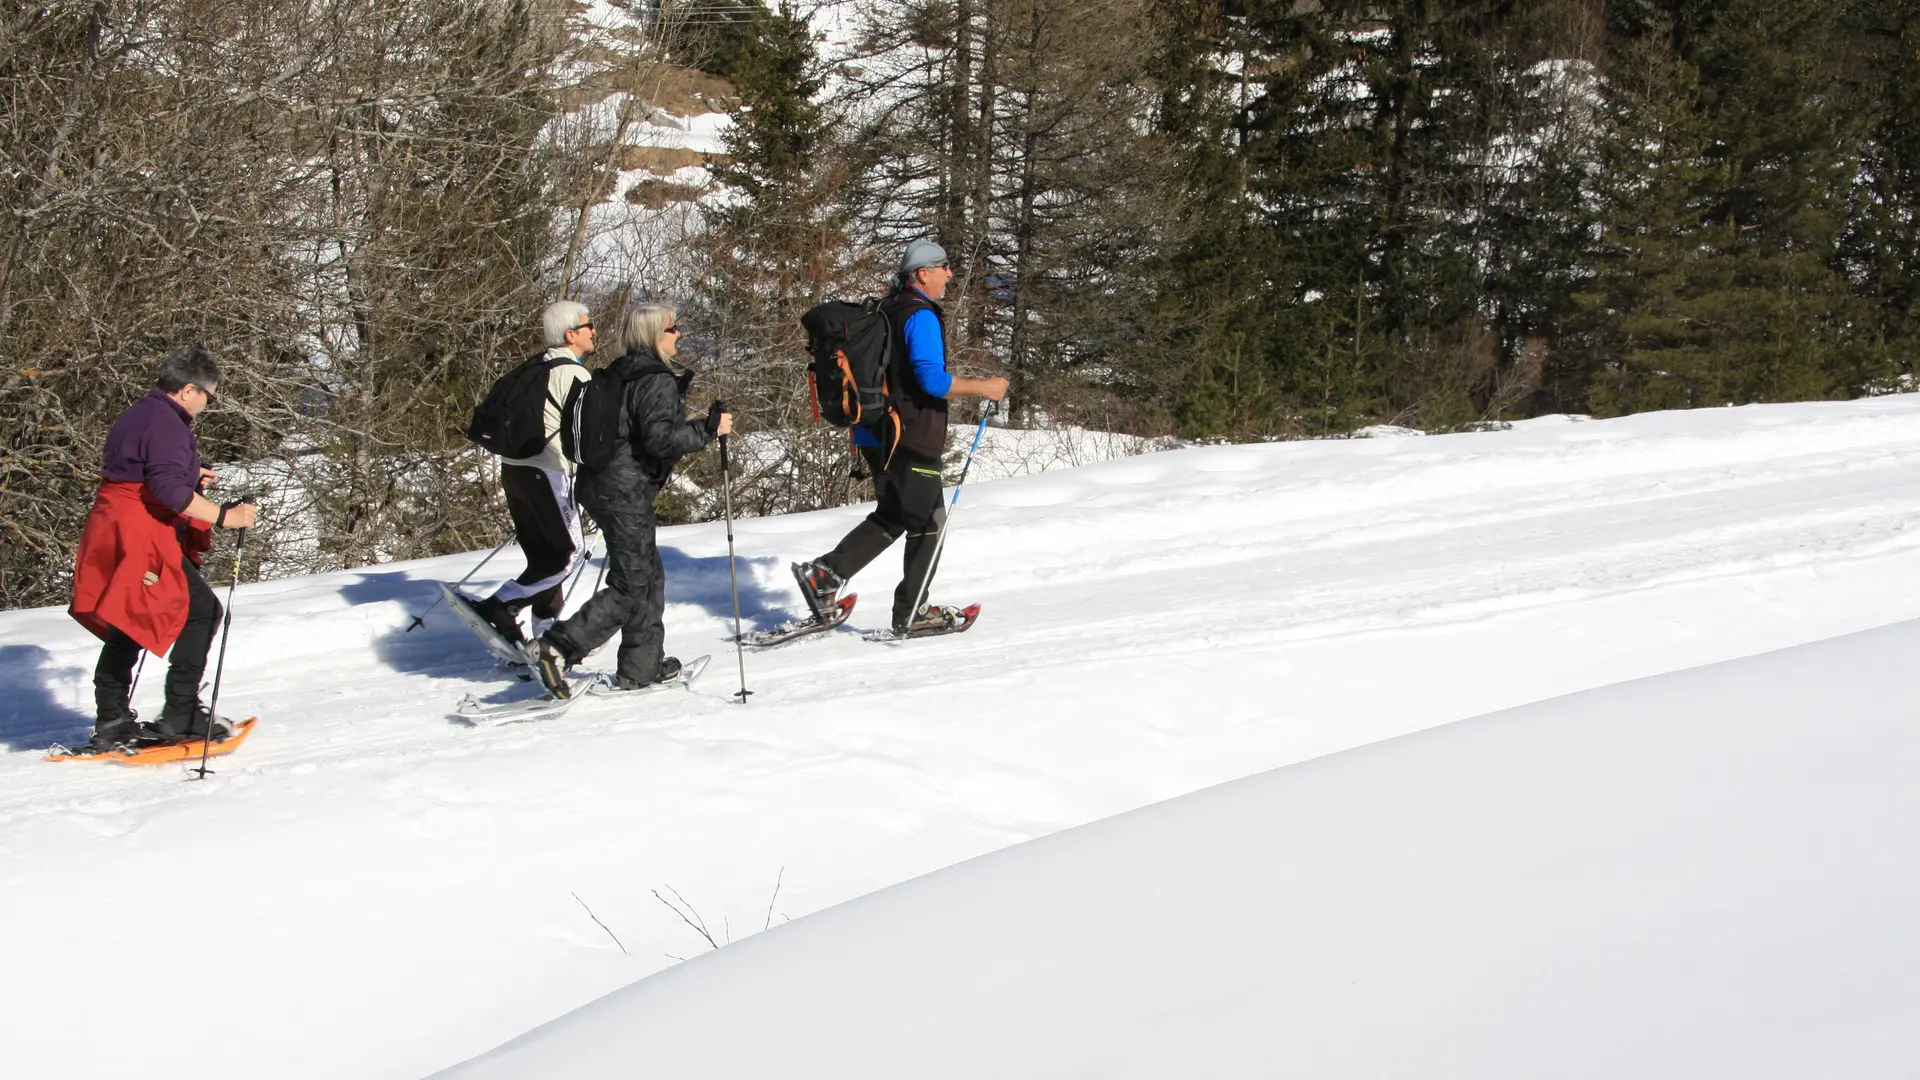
left=705, top=400, right=728, bottom=436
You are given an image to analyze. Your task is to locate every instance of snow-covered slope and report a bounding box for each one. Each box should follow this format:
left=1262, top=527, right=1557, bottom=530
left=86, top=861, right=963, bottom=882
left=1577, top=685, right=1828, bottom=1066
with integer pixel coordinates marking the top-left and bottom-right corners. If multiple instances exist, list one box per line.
left=433, top=616, right=1920, bottom=1079
left=5, top=397, right=1920, bottom=1079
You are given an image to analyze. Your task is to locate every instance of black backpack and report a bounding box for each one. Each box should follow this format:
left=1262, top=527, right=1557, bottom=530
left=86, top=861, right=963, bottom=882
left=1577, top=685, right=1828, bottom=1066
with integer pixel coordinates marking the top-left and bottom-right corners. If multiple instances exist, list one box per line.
left=802, top=299, right=893, bottom=429
left=466, top=353, right=567, bottom=458
left=560, top=367, right=639, bottom=472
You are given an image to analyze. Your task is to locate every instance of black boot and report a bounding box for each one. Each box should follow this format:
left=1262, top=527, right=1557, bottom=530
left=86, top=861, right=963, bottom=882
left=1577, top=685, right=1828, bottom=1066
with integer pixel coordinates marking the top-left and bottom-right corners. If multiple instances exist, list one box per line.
left=456, top=592, right=525, bottom=645
left=532, top=635, right=573, bottom=699
left=87, top=711, right=141, bottom=753
left=475, top=595, right=526, bottom=645
left=610, top=656, right=681, bottom=691
left=791, top=562, right=844, bottom=619
left=144, top=702, right=232, bottom=744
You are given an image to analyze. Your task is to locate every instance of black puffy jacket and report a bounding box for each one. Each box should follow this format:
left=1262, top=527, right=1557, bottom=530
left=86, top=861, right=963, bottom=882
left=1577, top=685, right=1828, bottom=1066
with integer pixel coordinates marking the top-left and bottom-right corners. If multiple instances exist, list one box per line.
left=576, top=347, right=711, bottom=502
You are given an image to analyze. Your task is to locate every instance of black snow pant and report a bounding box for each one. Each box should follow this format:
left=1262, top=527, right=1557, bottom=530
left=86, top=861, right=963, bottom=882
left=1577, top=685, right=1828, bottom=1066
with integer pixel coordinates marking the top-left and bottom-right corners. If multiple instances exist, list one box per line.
left=544, top=484, right=667, bottom=684
left=92, top=554, right=221, bottom=728
left=816, top=446, right=946, bottom=627
left=494, top=463, right=578, bottom=621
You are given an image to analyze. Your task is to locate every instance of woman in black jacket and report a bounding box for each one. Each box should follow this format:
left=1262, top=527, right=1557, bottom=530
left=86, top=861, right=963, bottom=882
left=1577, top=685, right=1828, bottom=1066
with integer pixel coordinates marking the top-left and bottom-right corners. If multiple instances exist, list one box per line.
left=533, top=304, right=731, bottom=695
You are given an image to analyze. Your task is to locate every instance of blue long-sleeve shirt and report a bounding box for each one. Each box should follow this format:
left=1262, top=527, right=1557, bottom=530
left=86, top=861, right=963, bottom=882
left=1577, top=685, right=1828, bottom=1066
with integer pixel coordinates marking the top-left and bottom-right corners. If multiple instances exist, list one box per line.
left=855, top=304, right=948, bottom=447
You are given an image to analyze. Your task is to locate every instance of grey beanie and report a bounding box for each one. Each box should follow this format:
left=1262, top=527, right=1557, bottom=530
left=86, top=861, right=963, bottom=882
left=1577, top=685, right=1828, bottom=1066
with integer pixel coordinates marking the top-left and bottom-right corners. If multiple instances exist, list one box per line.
left=898, top=239, right=948, bottom=277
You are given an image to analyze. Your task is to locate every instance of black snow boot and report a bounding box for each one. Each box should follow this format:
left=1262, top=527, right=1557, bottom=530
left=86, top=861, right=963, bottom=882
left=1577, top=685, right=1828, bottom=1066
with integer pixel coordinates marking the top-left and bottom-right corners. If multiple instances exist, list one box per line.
left=532, top=636, right=573, bottom=699
left=476, top=595, right=525, bottom=645
left=610, top=656, right=681, bottom=691
left=87, top=711, right=141, bottom=752
left=456, top=592, right=525, bottom=645
left=143, top=703, right=232, bottom=744
left=791, top=561, right=844, bottom=619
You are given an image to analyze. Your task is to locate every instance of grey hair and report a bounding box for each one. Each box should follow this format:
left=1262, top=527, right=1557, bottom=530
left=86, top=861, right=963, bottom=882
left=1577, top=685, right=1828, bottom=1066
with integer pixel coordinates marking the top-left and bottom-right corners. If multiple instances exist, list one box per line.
left=617, top=303, right=677, bottom=357
left=154, top=345, right=221, bottom=394
left=541, top=300, right=591, bottom=347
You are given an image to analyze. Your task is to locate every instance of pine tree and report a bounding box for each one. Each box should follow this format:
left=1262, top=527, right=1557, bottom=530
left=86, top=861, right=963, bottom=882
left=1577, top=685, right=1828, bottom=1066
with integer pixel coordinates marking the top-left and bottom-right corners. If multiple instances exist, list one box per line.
left=1839, top=0, right=1920, bottom=385
left=695, top=2, right=874, bottom=514
left=1581, top=0, right=1892, bottom=415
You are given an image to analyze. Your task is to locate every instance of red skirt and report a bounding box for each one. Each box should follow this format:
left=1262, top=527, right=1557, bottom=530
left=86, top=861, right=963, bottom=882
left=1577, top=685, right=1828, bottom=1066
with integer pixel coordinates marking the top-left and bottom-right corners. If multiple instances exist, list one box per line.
left=69, top=481, right=212, bottom=656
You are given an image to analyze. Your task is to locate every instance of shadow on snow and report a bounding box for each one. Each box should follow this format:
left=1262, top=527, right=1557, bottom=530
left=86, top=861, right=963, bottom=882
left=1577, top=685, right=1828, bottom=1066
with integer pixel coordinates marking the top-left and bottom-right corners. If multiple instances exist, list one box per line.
left=340, top=545, right=797, bottom=676
left=0, top=644, right=94, bottom=752
left=660, top=547, right=792, bottom=632
left=336, top=569, right=521, bottom=678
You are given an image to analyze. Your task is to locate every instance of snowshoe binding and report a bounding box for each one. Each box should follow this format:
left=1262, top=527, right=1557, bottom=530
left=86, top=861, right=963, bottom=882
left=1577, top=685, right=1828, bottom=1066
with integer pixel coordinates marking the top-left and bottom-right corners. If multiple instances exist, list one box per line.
left=586, top=655, right=710, bottom=698
left=866, top=603, right=983, bottom=643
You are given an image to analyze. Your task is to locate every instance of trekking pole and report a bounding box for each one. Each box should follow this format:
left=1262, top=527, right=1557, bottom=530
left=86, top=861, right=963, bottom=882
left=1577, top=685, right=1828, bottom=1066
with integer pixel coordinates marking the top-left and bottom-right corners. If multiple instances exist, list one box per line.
left=561, top=532, right=598, bottom=611
left=718, top=433, right=753, bottom=703
left=572, top=485, right=609, bottom=601
left=906, top=401, right=996, bottom=628
left=126, top=653, right=147, bottom=721
left=190, top=520, right=249, bottom=781
left=404, top=531, right=515, bottom=632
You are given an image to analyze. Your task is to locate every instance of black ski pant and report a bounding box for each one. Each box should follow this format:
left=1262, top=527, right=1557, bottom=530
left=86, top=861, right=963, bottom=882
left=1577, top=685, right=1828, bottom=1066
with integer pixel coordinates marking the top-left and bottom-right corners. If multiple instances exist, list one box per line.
left=817, top=446, right=946, bottom=627
left=93, top=554, right=221, bottom=727
left=544, top=484, right=667, bottom=684
left=494, top=463, right=579, bottom=621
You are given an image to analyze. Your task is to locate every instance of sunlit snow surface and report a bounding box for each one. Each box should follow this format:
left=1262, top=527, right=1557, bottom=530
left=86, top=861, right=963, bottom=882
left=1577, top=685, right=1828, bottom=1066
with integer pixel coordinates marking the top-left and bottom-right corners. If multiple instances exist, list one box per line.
left=5, top=397, right=1920, bottom=1078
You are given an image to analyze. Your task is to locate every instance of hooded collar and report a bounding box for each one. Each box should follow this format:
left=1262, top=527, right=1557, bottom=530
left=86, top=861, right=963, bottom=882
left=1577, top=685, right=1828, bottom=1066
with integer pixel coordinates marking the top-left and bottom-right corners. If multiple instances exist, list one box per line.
left=610, top=345, right=694, bottom=393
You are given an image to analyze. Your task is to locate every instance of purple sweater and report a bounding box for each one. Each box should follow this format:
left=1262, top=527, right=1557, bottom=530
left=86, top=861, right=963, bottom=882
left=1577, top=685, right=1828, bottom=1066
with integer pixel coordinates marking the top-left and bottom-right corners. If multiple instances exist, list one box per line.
left=101, top=389, right=202, bottom=513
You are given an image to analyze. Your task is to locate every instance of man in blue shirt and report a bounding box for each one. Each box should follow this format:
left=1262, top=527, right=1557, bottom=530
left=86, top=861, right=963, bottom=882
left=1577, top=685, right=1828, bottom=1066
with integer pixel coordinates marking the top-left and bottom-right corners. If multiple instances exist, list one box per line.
left=794, top=239, right=1008, bottom=635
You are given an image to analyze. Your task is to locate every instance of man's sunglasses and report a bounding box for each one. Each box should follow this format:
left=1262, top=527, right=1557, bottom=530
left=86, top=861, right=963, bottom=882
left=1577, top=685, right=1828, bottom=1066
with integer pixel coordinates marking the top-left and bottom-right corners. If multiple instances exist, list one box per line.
left=573, top=321, right=594, bottom=332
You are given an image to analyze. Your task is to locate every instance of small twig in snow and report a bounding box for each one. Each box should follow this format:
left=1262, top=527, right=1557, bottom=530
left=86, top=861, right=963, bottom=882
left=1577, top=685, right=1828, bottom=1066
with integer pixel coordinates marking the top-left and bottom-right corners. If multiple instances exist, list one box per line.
left=571, top=892, right=628, bottom=955
left=764, top=867, right=784, bottom=931
left=652, top=884, right=720, bottom=950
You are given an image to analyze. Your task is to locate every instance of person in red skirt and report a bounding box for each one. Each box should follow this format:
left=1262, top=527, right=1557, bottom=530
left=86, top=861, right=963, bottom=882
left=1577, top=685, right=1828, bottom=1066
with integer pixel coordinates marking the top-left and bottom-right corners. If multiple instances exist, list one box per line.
left=69, top=346, right=258, bottom=749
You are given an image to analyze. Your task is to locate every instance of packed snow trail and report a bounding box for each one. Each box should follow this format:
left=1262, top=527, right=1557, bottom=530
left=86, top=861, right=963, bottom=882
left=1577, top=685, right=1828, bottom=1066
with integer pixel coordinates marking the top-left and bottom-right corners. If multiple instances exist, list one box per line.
left=4, top=398, right=1920, bottom=1079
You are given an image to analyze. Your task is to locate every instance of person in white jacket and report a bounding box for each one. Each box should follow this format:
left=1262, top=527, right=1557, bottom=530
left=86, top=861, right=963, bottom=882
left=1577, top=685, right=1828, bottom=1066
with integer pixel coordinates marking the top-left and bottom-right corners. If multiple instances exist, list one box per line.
left=468, top=301, right=595, bottom=644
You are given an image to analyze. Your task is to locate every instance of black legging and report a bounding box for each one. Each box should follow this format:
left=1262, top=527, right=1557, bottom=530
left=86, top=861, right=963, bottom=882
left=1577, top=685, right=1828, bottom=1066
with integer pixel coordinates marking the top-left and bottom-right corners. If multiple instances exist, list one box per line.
left=545, top=486, right=667, bottom=684
left=817, top=446, right=947, bottom=626
left=93, top=555, right=221, bottom=724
